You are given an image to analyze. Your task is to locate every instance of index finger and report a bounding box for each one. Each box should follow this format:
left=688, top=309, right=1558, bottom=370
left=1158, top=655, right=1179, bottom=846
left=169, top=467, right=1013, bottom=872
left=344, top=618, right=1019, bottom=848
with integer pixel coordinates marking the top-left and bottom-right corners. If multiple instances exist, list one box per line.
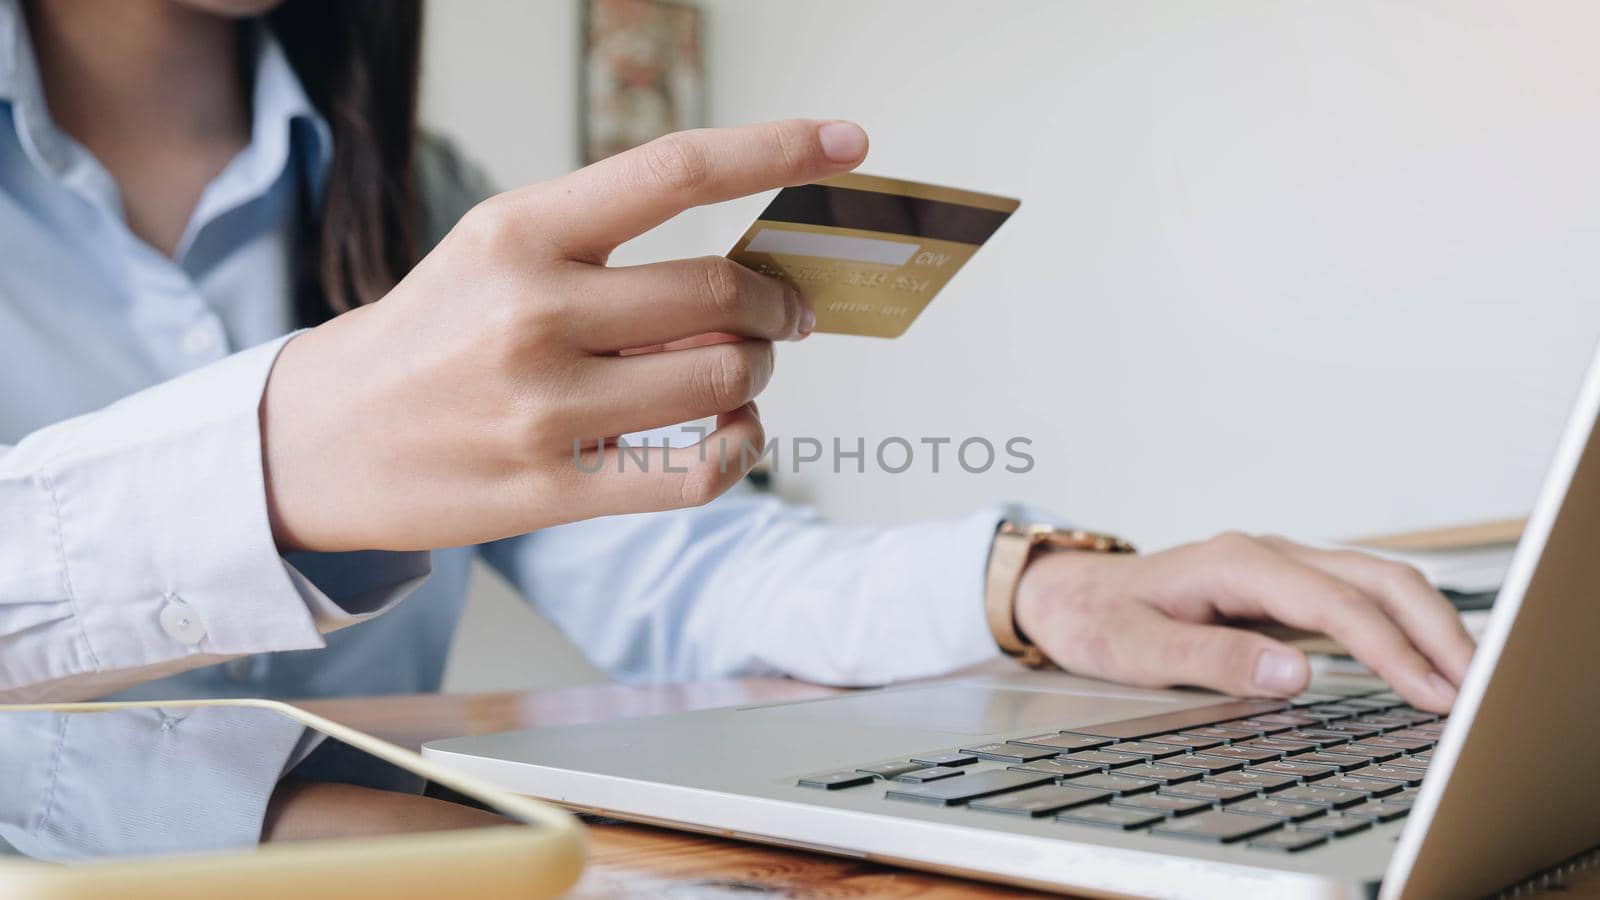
left=538, top=119, right=869, bottom=257
left=1173, top=537, right=1457, bottom=711
left=1260, top=538, right=1476, bottom=685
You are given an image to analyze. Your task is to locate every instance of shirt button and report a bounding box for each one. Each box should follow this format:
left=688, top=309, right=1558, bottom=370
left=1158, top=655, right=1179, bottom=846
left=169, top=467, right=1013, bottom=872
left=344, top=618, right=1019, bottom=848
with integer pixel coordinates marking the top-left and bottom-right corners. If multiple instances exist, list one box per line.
left=158, top=598, right=206, bottom=645
left=182, top=325, right=218, bottom=356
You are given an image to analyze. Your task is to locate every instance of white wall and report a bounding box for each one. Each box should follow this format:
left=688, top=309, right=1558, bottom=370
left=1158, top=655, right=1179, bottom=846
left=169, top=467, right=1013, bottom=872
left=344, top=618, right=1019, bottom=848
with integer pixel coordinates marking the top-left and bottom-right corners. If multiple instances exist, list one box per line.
left=421, top=0, right=580, bottom=188
left=689, top=0, right=1600, bottom=549
left=422, top=1, right=1600, bottom=685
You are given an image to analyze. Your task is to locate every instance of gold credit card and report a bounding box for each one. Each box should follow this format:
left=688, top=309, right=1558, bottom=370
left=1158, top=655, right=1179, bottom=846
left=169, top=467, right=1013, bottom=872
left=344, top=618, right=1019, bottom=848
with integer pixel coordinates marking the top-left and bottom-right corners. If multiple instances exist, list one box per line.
left=727, top=173, right=1019, bottom=338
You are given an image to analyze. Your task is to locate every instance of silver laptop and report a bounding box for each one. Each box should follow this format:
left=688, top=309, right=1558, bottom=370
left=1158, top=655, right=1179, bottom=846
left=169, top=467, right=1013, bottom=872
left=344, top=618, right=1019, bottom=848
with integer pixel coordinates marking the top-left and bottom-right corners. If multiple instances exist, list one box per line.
left=424, top=344, right=1600, bottom=899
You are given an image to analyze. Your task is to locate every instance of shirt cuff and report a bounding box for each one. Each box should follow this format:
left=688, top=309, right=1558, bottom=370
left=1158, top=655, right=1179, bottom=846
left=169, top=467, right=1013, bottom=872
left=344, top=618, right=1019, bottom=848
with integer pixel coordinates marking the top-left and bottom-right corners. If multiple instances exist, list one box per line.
left=856, top=500, right=1071, bottom=682
left=283, top=550, right=432, bottom=630
left=707, top=499, right=1069, bottom=686
left=0, top=335, right=427, bottom=701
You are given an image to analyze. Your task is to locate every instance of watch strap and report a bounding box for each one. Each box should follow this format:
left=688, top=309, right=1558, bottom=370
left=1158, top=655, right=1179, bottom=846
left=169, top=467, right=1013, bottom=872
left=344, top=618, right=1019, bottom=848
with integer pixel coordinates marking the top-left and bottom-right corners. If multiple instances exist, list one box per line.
left=984, top=522, right=1136, bottom=669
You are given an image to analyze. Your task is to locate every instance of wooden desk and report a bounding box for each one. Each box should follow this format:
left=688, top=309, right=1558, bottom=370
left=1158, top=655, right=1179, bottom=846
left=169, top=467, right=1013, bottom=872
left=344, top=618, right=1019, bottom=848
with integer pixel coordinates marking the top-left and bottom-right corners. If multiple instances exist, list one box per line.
left=299, top=681, right=1599, bottom=899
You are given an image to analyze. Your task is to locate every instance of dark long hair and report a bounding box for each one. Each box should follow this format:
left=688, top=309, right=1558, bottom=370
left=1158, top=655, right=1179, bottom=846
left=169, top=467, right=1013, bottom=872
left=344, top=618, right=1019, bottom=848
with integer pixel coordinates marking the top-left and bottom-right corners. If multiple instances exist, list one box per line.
left=265, top=0, right=424, bottom=325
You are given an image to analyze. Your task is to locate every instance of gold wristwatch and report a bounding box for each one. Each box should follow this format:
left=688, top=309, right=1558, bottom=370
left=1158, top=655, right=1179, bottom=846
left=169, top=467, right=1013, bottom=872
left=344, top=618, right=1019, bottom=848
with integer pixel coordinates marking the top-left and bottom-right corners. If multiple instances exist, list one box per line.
left=984, top=522, right=1137, bottom=668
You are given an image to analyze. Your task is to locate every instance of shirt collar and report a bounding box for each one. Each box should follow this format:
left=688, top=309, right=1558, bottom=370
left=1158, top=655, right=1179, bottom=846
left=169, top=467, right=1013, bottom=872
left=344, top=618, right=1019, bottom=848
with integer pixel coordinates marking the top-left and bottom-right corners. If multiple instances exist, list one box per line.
left=245, top=24, right=334, bottom=199
left=0, top=0, right=332, bottom=212
left=0, top=0, right=71, bottom=176
left=0, top=0, right=22, bottom=103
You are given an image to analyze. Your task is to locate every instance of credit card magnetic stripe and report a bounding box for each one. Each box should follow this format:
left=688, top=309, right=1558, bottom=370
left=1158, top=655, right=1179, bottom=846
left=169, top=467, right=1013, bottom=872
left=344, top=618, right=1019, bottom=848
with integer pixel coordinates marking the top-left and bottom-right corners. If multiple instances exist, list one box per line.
left=755, top=182, right=1013, bottom=246
left=727, top=172, right=1018, bottom=338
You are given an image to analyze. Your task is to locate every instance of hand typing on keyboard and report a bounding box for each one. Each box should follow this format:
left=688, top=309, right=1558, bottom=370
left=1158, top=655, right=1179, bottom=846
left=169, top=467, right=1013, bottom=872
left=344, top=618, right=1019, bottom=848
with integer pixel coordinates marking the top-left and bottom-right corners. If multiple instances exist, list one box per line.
left=1013, top=533, right=1474, bottom=713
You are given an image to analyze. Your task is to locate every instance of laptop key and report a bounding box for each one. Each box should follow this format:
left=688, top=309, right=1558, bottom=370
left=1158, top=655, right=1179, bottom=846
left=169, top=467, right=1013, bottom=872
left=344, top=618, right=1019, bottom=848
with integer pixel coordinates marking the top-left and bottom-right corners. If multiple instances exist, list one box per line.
left=969, top=783, right=1113, bottom=817
left=1358, top=735, right=1432, bottom=752
left=894, top=766, right=964, bottom=783
left=1069, top=772, right=1161, bottom=796
left=1348, top=765, right=1426, bottom=787
left=1111, top=792, right=1215, bottom=817
left=1339, top=697, right=1404, bottom=712
left=858, top=761, right=928, bottom=780
left=1386, top=756, right=1428, bottom=773
left=1283, top=729, right=1352, bottom=748
left=1294, top=813, right=1371, bottom=837
left=1248, top=830, right=1329, bottom=852
left=1316, top=723, right=1382, bottom=740
left=1351, top=715, right=1412, bottom=732
left=1293, top=752, right=1370, bottom=771
left=1182, top=725, right=1263, bottom=741
left=798, top=771, right=876, bottom=790
left=1062, top=749, right=1147, bottom=769
left=1322, top=775, right=1404, bottom=798
left=1104, top=741, right=1188, bottom=760
left=1151, top=810, right=1282, bottom=843
left=1228, top=719, right=1294, bottom=735
left=1160, top=781, right=1260, bottom=804
left=1335, top=744, right=1404, bottom=763
left=1008, top=759, right=1106, bottom=779
left=1116, top=763, right=1204, bottom=785
left=1162, top=754, right=1246, bottom=775
left=1057, top=803, right=1165, bottom=830
left=885, top=769, right=1055, bottom=806
left=1145, top=733, right=1224, bottom=750
left=1229, top=797, right=1327, bottom=822
left=1287, top=692, right=1344, bottom=707
left=1202, top=745, right=1283, bottom=764
left=960, top=742, right=1058, bottom=763
left=1275, top=785, right=1367, bottom=809
left=1238, top=737, right=1317, bottom=755
left=1301, top=705, right=1364, bottom=721
left=1247, top=712, right=1322, bottom=728
left=1390, top=728, right=1442, bottom=742
left=1385, top=789, right=1421, bottom=808
left=1345, top=801, right=1410, bottom=823
left=1313, top=683, right=1387, bottom=698
left=1206, top=770, right=1298, bottom=792
left=910, top=750, right=978, bottom=767
left=1066, top=699, right=1290, bottom=740
left=1006, top=733, right=1113, bottom=753
left=1247, top=760, right=1337, bottom=781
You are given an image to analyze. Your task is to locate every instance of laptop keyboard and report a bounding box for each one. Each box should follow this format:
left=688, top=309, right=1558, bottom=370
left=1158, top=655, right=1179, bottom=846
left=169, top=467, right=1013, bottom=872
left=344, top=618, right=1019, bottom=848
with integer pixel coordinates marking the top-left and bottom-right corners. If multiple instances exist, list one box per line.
left=795, top=686, right=1438, bottom=853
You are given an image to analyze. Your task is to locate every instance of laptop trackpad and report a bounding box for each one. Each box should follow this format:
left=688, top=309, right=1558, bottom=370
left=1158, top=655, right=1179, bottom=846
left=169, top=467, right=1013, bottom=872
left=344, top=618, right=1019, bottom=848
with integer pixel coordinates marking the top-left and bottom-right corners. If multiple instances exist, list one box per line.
left=749, top=683, right=1182, bottom=736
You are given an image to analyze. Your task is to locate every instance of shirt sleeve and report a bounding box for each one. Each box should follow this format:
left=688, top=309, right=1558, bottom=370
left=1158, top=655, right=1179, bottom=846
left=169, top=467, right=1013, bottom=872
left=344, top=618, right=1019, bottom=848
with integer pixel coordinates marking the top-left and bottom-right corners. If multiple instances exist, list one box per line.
left=0, top=706, right=308, bottom=860
left=482, top=485, right=1063, bottom=686
left=0, top=336, right=430, bottom=703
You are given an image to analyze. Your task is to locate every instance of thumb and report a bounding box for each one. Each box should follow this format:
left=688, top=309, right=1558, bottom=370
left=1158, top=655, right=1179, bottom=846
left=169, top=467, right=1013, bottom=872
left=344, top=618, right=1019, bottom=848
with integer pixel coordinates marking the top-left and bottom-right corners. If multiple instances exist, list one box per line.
left=1125, top=615, right=1311, bottom=698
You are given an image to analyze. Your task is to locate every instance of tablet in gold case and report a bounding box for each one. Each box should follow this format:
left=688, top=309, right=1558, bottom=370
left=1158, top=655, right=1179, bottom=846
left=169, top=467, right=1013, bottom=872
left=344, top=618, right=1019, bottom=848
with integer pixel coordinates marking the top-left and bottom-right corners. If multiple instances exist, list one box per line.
left=0, top=699, right=584, bottom=900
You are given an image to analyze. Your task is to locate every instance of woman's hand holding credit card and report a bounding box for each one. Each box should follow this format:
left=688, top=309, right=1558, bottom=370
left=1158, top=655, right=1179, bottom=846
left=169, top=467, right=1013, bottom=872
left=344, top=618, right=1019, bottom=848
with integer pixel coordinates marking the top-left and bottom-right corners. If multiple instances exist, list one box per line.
left=260, top=119, right=866, bottom=553
left=728, top=173, right=1019, bottom=337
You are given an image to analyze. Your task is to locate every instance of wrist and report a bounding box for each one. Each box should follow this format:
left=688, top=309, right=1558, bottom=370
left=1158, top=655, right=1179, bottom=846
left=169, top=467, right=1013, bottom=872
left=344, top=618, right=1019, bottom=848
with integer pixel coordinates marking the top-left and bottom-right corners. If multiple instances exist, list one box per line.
left=259, top=330, right=316, bottom=553
left=995, top=526, right=1136, bottom=661
left=1015, top=550, right=1101, bottom=644
left=259, top=309, right=377, bottom=554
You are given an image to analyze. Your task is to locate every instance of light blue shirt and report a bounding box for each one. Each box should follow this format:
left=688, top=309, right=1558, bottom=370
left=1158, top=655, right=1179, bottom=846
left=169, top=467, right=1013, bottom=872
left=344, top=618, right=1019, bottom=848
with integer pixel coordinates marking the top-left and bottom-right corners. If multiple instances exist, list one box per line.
left=0, top=1, right=1020, bottom=857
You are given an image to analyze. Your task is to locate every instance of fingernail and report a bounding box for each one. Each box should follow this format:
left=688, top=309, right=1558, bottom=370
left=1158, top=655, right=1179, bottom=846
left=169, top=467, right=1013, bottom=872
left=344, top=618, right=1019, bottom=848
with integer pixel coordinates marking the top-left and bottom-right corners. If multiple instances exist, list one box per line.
left=1252, top=649, right=1305, bottom=696
left=1428, top=672, right=1458, bottom=708
left=818, top=121, right=868, bottom=164
left=798, top=307, right=816, bottom=337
